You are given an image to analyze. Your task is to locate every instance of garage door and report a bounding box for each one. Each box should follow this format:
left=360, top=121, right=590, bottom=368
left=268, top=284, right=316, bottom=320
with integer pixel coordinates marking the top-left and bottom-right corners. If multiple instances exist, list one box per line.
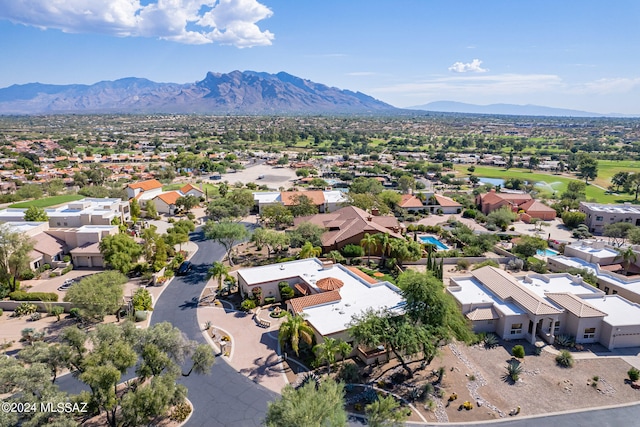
left=614, top=333, right=640, bottom=348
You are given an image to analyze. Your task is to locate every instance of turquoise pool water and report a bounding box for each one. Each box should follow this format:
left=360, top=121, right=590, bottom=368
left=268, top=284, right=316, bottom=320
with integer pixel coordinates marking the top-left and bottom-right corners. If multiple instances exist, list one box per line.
left=419, top=235, right=449, bottom=250
left=537, top=248, right=559, bottom=257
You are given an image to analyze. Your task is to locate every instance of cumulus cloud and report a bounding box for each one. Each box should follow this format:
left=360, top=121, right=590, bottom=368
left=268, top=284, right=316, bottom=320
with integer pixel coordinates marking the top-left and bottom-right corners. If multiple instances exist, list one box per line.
left=448, top=59, right=488, bottom=73
left=0, top=0, right=274, bottom=47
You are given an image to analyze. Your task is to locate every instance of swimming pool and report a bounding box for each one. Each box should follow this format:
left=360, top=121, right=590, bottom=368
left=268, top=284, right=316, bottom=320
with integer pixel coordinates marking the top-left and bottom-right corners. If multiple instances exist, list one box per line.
left=537, top=248, right=559, bottom=257
left=419, top=235, right=449, bottom=251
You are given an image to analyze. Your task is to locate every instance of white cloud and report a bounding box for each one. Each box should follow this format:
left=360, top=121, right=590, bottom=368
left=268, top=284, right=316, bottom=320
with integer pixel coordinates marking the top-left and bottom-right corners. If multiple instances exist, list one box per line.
left=346, top=72, right=376, bottom=76
left=0, top=0, right=274, bottom=47
left=574, top=77, right=640, bottom=95
left=448, top=59, right=488, bottom=73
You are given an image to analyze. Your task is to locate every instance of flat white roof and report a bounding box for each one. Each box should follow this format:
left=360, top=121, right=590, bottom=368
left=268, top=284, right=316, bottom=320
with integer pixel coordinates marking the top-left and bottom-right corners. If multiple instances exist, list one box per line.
left=323, top=190, right=348, bottom=203
left=551, top=256, right=640, bottom=296
left=518, top=274, right=601, bottom=298
left=448, top=277, right=525, bottom=316
left=239, top=258, right=404, bottom=336
left=253, top=192, right=281, bottom=204
left=587, top=295, right=640, bottom=326
left=582, top=203, right=640, bottom=214
left=3, top=221, right=46, bottom=233
left=570, top=245, right=618, bottom=258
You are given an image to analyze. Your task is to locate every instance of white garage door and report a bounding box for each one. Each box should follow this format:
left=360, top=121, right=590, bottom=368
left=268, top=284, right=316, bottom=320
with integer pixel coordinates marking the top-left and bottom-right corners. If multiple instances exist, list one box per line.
left=614, top=333, right=640, bottom=348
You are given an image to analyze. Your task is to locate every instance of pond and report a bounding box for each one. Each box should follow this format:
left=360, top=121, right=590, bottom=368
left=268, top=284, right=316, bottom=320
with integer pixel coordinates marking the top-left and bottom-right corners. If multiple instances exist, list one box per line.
left=477, top=177, right=505, bottom=186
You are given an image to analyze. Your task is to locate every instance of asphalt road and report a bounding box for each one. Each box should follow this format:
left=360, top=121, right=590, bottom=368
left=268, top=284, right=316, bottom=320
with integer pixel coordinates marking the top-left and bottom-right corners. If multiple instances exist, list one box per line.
left=55, top=228, right=277, bottom=426
left=151, top=229, right=278, bottom=426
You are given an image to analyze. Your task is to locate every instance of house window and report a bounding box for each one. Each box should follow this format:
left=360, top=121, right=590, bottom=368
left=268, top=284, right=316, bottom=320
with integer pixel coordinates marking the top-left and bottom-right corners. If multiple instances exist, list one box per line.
left=487, top=319, right=493, bottom=325
left=583, top=327, right=596, bottom=339
left=604, top=287, right=610, bottom=294
left=612, top=289, right=618, bottom=294
left=510, top=323, right=523, bottom=335
left=56, top=222, right=61, bottom=226
left=595, top=216, right=603, bottom=221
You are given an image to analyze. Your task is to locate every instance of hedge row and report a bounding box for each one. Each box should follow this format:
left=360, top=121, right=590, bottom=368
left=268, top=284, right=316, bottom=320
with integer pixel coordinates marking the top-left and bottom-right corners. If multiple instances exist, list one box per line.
left=8, top=291, right=59, bottom=302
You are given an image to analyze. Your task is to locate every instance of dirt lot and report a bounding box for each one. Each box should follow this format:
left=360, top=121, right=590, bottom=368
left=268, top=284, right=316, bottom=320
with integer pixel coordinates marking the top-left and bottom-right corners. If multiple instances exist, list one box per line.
left=361, top=340, right=640, bottom=423
left=219, top=163, right=297, bottom=190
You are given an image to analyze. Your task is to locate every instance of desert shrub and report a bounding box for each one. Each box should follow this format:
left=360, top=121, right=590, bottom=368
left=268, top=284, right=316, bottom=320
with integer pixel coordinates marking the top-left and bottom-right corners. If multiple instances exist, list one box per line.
left=456, top=259, right=470, bottom=271
left=628, top=367, right=640, bottom=382
left=511, top=345, right=525, bottom=359
left=240, top=299, right=256, bottom=311
left=337, top=362, right=361, bottom=384
left=61, top=264, right=74, bottom=275
left=505, top=360, right=523, bottom=383
left=63, top=255, right=71, bottom=263
left=555, top=334, right=574, bottom=348
left=132, top=288, right=153, bottom=311
left=14, top=302, right=38, bottom=317
left=341, top=244, right=364, bottom=258
left=21, top=270, right=36, bottom=280
left=556, top=350, right=574, bottom=368
left=484, top=333, right=499, bottom=349
left=29, top=312, right=42, bottom=321
left=9, top=291, right=58, bottom=302
left=506, top=258, right=524, bottom=272
left=69, top=307, right=81, bottom=318
left=264, top=297, right=276, bottom=304
left=472, top=260, right=500, bottom=270
left=49, top=306, right=65, bottom=321
left=462, top=209, right=477, bottom=219
left=0, top=308, right=3, bottom=316
left=169, top=402, right=192, bottom=422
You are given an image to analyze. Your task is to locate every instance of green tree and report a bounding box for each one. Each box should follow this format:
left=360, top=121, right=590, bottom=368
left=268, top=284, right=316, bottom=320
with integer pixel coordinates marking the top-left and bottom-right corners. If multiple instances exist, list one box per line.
left=207, top=197, right=249, bottom=222
left=253, top=227, right=290, bottom=258
left=176, top=194, right=199, bottom=213
left=350, top=177, right=384, bottom=194
left=627, top=227, right=640, bottom=245
left=145, top=199, right=158, bottom=219
left=278, top=313, right=314, bottom=356
left=577, top=155, right=598, bottom=184
left=375, top=233, right=392, bottom=262
left=615, top=246, right=638, bottom=276
left=313, top=338, right=351, bottom=373
left=265, top=380, right=347, bottom=427
left=512, top=235, right=547, bottom=258
left=262, top=204, right=294, bottom=229
left=611, top=171, right=630, bottom=192
left=486, top=206, right=517, bottom=230
left=63, top=271, right=127, bottom=321
left=360, top=232, right=378, bottom=265
left=288, top=194, right=319, bottom=217
left=130, top=197, right=141, bottom=220
left=561, top=211, right=586, bottom=229
left=99, top=233, right=143, bottom=274
left=288, top=221, right=324, bottom=248
left=389, top=238, right=422, bottom=267
left=208, top=261, right=228, bottom=290
left=379, top=190, right=402, bottom=209
left=299, top=241, right=322, bottom=259
left=24, top=205, right=48, bottom=222
left=203, top=221, right=250, bottom=266
left=365, top=395, right=410, bottom=427
left=0, top=225, right=34, bottom=292
left=604, top=222, right=634, bottom=247
left=397, top=175, right=416, bottom=194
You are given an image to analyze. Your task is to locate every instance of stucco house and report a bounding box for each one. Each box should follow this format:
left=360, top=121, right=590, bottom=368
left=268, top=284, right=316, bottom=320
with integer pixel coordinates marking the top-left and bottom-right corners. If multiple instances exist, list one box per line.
left=448, top=266, right=640, bottom=349
left=476, top=189, right=556, bottom=220
left=126, top=179, right=163, bottom=202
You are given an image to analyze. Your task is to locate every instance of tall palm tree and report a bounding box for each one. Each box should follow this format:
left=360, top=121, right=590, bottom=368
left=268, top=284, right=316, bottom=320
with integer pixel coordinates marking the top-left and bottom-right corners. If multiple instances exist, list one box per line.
left=208, top=261, right=228, bottom=290
left=278, top=313, right=314, bottom=356
left=336, top=339, right=352, bottom=363
left=615, top=246, right=638, bottom=276
left=299, top=241, right=322, bottom=259
left=360, top=233, right=378, bottom=265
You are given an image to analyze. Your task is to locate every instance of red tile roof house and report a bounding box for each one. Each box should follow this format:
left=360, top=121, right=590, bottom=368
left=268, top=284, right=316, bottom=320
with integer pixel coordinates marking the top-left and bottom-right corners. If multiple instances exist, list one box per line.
left=476, top=189, right=556, bottom=221
left=126, top=179, right=163, bottom=202
left=294, top=205, right=404, bottom=254
left=152, top=191, right=183, bottom=215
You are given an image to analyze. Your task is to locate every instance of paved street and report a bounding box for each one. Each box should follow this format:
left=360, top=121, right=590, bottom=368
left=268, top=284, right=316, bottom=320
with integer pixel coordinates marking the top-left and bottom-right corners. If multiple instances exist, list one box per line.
left=151, top=229, right=278, bottom=426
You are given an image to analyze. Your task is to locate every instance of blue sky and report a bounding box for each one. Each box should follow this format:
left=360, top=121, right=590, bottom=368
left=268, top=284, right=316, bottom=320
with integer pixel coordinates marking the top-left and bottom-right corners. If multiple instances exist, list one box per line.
left=0, top=0, right=639, bottom=114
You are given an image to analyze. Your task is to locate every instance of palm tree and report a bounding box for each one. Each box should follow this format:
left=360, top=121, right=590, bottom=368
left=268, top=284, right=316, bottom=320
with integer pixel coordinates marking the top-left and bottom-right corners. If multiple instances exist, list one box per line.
left=360, top=233, right=378, bottom=265
left=314, top=337, right=340, bottom=373
left=208, top=261, right=228, bottom=291
left=299, top=241, right=322, bottom=259
left=374, top=233, right=392, bottom=264
left=615, top=246, right=638, bottom=276
left=279, top=313, right=314, bottom=356
left=336, top=339, right=352, bottom=363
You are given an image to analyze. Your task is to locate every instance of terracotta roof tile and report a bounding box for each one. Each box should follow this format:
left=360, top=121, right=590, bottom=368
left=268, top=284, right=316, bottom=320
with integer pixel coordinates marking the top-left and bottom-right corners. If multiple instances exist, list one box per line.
left=545, top=293, right=607, bottom=318
left=434, top=194, right=462, bottom=208
left=466, top=307, right=499, bottom=321
left=155, top=191, right=182, bottom=205
left=289, top=290, right=342, bottom=314
left=398, top=194, right=424, bottom=208
left=128, top=179, right=163, bottom=191
left=280, top=191, right=325, bottom=206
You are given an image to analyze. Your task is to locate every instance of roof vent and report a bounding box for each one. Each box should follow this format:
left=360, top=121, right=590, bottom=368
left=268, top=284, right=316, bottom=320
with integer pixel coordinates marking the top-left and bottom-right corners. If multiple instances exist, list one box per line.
left=339, top=310, right=345, bottom=315
left=279, top=265, right=285, bottom=270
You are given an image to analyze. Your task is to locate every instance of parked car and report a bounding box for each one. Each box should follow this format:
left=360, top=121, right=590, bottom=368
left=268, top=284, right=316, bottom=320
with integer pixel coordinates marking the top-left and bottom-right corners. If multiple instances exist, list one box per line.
left=177, top=261, right=193, bottom=276
left=57, top=279, right=75, bottom=291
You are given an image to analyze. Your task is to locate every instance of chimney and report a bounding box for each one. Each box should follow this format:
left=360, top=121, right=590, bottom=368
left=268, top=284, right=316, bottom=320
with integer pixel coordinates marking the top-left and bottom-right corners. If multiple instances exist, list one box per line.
left=371, top=208, right=380, bottom=216
left=490, top=188, right=496, bottom=193
left=367, top=215, right=373, bottom=222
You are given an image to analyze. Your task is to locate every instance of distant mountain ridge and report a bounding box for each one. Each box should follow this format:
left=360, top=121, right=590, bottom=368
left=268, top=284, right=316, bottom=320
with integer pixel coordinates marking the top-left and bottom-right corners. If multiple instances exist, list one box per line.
left=0, top=71, right=396, bottom=115
left=409, top=101, right=634, bottom=118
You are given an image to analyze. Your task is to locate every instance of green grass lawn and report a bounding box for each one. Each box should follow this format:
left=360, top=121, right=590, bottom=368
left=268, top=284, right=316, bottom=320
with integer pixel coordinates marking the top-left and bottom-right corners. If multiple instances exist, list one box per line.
left=9, top=194, right=85, bottom=208
left=593, top=159, right=640, bottom=188
left=456, top=165, right=636, bottom=204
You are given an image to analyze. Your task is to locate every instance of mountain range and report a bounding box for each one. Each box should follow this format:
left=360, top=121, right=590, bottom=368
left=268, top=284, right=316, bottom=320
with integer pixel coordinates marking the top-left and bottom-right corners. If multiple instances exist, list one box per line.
left=0, top=71, right=396, bottom=115
left=408, top=101, right=631, bottom=118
